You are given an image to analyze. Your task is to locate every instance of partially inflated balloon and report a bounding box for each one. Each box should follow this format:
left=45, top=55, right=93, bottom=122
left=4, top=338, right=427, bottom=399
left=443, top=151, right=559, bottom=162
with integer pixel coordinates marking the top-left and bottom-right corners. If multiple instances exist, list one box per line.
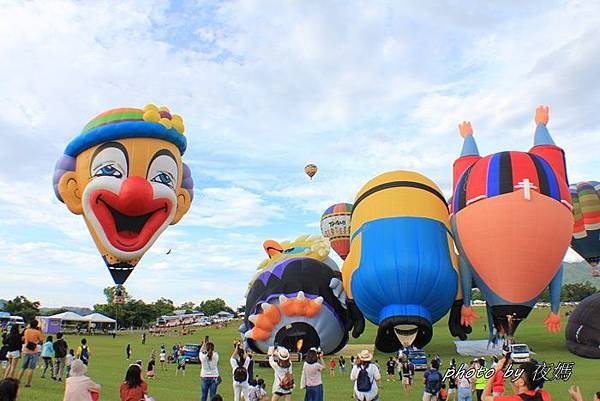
left=570, top=181, right=600, bottom=276
left=321, top=203, right=352, bottom=260
left=53, top=105, right=194, bottom=299
left=304, top=164, right=318, bottom=179
left=565, top=292, right=600, bottom=358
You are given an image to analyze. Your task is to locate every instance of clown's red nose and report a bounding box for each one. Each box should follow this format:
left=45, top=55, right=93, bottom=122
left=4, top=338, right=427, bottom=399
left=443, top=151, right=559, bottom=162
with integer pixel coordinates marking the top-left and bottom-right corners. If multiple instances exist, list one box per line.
left=118, top=176, right=154, bottom=215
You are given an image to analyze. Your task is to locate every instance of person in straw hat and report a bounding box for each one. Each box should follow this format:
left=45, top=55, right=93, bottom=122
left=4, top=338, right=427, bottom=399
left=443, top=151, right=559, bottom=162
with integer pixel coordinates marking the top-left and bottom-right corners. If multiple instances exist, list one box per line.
left=268, top=347, right=294, bottom=401
left=350, top=350, right=381, bottom=401
left=62, top=359, right=101, bottom=401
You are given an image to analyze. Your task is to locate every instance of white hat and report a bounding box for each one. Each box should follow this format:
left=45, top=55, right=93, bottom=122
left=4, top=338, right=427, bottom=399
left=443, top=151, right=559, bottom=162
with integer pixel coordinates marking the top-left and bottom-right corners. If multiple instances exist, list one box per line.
left=358, top=350, right=372, bottom=361
left=277, top=347, right=290, bottom=361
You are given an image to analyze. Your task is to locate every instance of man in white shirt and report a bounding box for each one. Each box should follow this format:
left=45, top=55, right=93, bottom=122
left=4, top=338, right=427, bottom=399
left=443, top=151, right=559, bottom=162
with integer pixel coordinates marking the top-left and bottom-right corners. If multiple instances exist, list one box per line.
left=350, top=350, right=381, bottom=401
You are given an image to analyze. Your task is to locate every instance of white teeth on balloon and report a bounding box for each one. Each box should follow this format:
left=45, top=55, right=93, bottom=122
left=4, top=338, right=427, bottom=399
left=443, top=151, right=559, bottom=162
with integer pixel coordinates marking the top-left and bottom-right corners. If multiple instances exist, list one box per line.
left=261, top=303, right=273, bottom=312
left=314, top=296, right=324, bottom=305
left=297, top=291, right=305, bottom=300
left=279, top=295, right=288, bottom=304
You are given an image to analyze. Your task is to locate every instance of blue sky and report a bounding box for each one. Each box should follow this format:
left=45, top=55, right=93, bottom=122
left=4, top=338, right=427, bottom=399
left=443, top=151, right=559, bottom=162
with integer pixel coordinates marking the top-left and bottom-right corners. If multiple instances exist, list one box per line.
left=0, top=0, right=598, bottom=308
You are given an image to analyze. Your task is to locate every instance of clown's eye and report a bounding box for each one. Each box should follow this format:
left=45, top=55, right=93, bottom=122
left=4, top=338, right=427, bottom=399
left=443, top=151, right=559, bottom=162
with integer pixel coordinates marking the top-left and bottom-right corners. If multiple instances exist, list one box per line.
left=93, top=164, right=123, bottom=178
left=151, top=172, right=174, bottom=188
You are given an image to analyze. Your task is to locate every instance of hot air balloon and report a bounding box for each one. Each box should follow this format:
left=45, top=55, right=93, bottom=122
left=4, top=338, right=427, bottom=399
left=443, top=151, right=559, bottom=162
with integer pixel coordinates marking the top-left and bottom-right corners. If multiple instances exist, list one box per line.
left=565, top=292, right=600, bottom=359
left=570, top=181, right=600, bottom=277
left=320, top=203, right=353, bottom=260
left=304, top=164, right=318, bottom=179
left=342, top=171, right=469, bottom=352
left=53, top=104, right=194, bottom=303
left=240, top=235, right=364, bottom=354
left=451, top=106, right=572, bottom=339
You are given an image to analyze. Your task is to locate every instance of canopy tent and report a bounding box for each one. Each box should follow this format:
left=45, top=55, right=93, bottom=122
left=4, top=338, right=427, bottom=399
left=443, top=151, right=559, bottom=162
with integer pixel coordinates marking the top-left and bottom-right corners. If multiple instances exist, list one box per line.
left=83, top=313, right=116, bottom=324
left=48, top=311, right=86, bottom=321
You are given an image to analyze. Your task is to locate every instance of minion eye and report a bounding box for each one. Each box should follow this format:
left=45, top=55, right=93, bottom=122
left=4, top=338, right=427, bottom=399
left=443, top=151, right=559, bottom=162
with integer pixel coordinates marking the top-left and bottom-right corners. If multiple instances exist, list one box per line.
left=93, top=164, right=123, bottom=178
left=151, top=172, right=174, bottom=188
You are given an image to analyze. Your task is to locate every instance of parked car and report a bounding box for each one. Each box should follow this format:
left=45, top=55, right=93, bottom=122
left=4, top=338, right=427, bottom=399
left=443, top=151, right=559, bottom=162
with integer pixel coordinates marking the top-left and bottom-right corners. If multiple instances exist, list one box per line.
left=509, top=343, right=531, bottom=363
left=182, top=343, right=201, bottom=363
left=408, top=349, right=428, bottom=370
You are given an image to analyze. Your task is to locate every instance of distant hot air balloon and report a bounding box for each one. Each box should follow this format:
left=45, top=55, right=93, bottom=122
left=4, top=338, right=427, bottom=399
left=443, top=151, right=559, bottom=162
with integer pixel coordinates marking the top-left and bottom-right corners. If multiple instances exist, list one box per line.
left=570, top=181, right=600, bottom=277
left=304, top=164, right=318, bottom=179
left=321, top=203, right=353, bottom=260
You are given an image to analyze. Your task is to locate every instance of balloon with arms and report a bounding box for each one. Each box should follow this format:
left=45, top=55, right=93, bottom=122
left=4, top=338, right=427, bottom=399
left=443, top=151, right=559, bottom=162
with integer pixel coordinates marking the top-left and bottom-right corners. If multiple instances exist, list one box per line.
left=53, top=104, right=194, bottom=302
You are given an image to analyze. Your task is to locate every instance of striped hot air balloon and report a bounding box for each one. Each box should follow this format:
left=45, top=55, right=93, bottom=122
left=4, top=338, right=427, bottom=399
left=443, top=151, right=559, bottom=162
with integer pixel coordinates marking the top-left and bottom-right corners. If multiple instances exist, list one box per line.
left=570, top=181, right=600, bottom=276
left=320, top=203, right=353, bottom=260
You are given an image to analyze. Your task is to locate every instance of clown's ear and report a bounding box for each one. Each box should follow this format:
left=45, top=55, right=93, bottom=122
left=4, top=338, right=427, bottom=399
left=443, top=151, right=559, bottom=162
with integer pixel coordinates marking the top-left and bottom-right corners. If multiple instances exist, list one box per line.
left=58, top=172, right=83, bottom=215
left=172, top=187, right=192, bottom=224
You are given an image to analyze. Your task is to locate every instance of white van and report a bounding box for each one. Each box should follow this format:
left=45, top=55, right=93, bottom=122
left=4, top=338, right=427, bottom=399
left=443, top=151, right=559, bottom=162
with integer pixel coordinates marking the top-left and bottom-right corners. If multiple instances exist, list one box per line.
left=509, top=343, right=531, bottom=363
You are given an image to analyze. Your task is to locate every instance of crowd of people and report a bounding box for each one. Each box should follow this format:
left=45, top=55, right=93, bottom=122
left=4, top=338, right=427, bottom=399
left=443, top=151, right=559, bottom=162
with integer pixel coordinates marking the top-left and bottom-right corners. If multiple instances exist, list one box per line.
left=0, top=321, right=598, bottom=401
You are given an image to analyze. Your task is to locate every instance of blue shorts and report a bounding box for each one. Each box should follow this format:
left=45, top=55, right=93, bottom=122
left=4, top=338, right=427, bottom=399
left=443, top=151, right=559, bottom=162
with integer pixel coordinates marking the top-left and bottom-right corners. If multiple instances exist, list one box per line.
left=22, top=353, right=39, bottom=370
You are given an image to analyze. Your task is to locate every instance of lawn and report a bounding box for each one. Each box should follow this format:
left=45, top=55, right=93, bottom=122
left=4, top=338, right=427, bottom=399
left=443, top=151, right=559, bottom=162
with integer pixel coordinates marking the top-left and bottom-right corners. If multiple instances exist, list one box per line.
left=10, top=306, right=596, bottom=401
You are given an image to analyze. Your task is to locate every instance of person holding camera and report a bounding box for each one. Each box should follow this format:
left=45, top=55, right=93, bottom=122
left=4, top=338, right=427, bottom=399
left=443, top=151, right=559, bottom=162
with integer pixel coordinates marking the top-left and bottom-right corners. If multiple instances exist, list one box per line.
left=268, top=347, right=294, bottom=401
left=300, top=348, right=325, bottom=401
left=481, top=355, right=550, bottom=401
left=230, top=345, right=250, bottom=401
left=200, top=339, right=220, bottom=401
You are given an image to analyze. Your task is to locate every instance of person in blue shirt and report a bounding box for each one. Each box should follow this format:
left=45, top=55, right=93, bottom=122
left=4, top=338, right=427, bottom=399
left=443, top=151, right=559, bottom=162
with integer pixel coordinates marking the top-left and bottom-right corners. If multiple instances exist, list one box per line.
left=40, top=336, right=55, bottom=379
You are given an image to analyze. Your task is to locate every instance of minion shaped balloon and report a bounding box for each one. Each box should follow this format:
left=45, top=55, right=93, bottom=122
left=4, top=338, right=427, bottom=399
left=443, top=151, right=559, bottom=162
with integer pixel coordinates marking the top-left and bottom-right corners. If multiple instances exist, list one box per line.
left=53, top=105, right=194, bottom=301
left=342, top=171, right=469, bottom=352
left=452, top=106, right=572, bottom=339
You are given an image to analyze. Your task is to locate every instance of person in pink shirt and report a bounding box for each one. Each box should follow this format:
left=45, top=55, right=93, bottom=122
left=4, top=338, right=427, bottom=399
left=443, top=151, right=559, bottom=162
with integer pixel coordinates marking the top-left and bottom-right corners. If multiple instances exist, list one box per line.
left=300, top=349, right=325, bottom=401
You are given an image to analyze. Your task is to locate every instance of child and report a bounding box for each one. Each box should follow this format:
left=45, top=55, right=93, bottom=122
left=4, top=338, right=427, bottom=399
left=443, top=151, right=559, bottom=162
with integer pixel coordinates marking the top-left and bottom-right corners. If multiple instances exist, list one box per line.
left=329, top=358, right=336, bottom=376
left=65, top=349, right=75, bottom=378
left=439, top=383, right=448, bottom=401
left=147, top=359, right=156, bottom=379
left=248, top=378, right=268, bottom=401
left=159, top=348, right=167, bottom=371
left=175, top=351, right=186, bottom=376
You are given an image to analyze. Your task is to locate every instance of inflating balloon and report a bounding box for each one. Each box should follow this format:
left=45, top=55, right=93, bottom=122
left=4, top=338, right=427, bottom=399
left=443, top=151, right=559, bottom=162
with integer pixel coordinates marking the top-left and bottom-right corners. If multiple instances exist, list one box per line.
left=320, top=203, right=353, bottom=260
left=570, top=181, right=600, bottom=277
left=565, top=292, right=600, bottom=359
left=240, top=235, right=364, bottom=354
left=304, top=164, right=318, bottom=179
left=342, top=171, right=469, bottom=352
left=451, top=106, right=572, bottom=338
left=53, top=105, right=194, bottom=301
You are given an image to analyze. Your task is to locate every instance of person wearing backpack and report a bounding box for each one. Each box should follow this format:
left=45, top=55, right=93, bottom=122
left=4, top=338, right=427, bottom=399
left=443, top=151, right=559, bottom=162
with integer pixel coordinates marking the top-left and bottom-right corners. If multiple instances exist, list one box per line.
left=481, top=358, right=550, bottom=401
left=423, top=359, right=442, bottom=401
left=300, top=348, right=325, bottom=401
left=53, top=333, right=68, bottom=381
left=350, top=350, right=381, bottom=401
left=230, top=346, right=250, bottom=401
left=268, top=347, right=294, bottom=401
left=76, top=339, right=91, bottom=366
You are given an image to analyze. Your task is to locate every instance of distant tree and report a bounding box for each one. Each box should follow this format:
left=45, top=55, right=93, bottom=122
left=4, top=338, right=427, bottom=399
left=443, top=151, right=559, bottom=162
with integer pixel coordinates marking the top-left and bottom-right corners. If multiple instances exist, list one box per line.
left=152, top=298, right=175, bottom=317
left=179, top=301, right=196, bottom=314
left=471, top=289, right=484, bottom=302
left=103, top=286, right=132, bottom=304
left=200, top=298, right=230, bottom=316
left=538, top=288, right=550, bottom=303
left=561, top=281, right=597, bottom=302
left=237, top=305, right=246, bottom=314
left=4, top=296, right=40, bottom=323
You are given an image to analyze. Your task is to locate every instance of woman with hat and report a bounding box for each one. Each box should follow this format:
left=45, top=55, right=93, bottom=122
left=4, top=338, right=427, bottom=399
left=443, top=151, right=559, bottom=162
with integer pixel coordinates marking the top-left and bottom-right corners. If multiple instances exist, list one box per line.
left=350, top=350, right=381, bottom=401
left=63, top=359, right=101, bottom=401
left=268, top=347, right=294, bottom=401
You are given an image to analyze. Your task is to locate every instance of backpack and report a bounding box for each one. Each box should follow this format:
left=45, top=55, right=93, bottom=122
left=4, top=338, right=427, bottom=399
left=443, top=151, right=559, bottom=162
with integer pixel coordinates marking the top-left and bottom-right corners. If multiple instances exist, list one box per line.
left=54, top=340, right=67, bottom=358
left=234, top=359, right=248, bottom=383
left=356, top=365, right=373, bottom=392
left=80, top=345, right=89, bottom=364
left=280, top=369, right=294, bottom=391
left=425, top=369, right=442, bottom=394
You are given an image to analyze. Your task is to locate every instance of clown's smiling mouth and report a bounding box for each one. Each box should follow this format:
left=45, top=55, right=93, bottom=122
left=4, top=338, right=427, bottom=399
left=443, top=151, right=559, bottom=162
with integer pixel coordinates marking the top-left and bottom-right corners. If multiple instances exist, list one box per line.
left=91, top=192, right=172, bottom=252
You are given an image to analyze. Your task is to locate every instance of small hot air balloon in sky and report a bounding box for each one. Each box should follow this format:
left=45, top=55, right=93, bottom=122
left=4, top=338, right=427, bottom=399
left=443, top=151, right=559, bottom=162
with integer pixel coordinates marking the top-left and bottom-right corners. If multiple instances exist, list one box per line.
left=320, top=203, right=353, bottom=260
left=304, top=164, right=318, bottom=179
left=570, top=181, right=600, bottom=277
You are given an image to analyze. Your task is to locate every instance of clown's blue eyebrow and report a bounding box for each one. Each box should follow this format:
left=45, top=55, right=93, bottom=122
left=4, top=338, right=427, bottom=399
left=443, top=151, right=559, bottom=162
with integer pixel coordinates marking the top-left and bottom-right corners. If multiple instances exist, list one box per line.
left=90, top=142, right=129, bottom=176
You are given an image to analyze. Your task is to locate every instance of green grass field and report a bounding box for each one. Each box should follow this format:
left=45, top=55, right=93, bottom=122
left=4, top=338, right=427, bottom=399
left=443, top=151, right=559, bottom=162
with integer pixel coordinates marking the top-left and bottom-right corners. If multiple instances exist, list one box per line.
left=8, top=306, right=596, bottom=401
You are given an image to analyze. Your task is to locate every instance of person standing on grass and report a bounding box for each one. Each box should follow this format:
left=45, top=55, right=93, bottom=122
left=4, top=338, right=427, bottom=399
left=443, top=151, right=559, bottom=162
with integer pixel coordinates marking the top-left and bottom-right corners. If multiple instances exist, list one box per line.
left=300, top=348, right=325, bottom=401
left=147, top=358, right=156, bottom=379
left=120, top=364, right=148, bottom=401
left=447, top=375, right=458, bottom=401
left=350, top=350, right=381, bottom=401
left=63, top=359, right=101, bottom=401
left=40, top=336, right=55, bottom=379
left=159, top=348, right=167, bottom=371
left=18, top=319, right=44, bottom=388
left=328, top=358, right=336, bottom=377
left=269, top=347, right=294, bottom=401
left=126, top=344, right=132, bottom=360
left=400, top=358, right=415, bottom=398
left=474, top=359, right=486, bottom=401
left=199, top=341, right=220, bottom=401
left=230, top=346, right=250, bottom=401
left=338, top=355, right=346, bottom=375
left=53, top=333, right=68, bottom=382
left=3, top=325, right=22, bottom=379
left=76, top=339, right=90, bottom=366
left=175, top=350, right=186, bottom=377
left=386, top=356, right=396, bottom=381
left=422, top=359, right=442, bottom=401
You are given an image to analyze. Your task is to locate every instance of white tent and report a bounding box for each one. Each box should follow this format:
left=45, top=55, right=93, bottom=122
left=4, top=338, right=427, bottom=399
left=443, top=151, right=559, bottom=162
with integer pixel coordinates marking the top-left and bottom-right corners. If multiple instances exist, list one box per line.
left=83, top=313, right=116, bottom=324
left=49, top=311, right=86, bottom=322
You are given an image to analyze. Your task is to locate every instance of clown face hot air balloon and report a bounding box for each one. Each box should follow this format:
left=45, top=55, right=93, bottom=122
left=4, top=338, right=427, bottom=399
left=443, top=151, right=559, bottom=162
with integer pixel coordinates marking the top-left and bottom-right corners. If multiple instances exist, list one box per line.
left=570, top=181, right=600, bottom=277
left=304, top=164, right=318, bottom=179
left=53, top=105, right=194, bottom=302
left=320, top=203, right=353, bottom=260
left=342, top=171, right=469, bottom=352
left=240, top=235, right=364, bottom=354
left=451, top=106, right=572, bottom=339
